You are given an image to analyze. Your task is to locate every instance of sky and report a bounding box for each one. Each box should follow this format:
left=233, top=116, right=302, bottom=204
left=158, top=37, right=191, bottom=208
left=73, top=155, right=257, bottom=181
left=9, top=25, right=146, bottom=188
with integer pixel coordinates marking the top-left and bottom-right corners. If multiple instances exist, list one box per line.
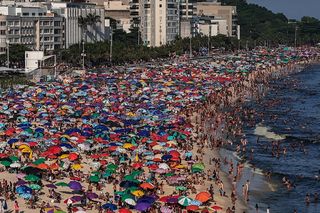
left=247, top=0, right=320, bottom=20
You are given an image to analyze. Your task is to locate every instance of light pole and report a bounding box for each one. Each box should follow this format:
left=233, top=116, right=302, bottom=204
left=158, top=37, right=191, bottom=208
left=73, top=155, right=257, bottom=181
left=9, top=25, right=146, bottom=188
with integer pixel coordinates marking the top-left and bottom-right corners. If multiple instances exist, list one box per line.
left=207, top=25, right=211, bottom=57
left=189, top=34, right=192, bottom=59
left=6, top=39, right=9, bottom=69
left=6, top=26, right=10, bottom=68
left=294, top=25, right=298, bottom=50
left=288, top=21, right=298, bottom=49
left=53, top=55, right=57, bottom=78
left=110, top=27, right=113, bottom=64
left=81, top=40, right=86, bottom=70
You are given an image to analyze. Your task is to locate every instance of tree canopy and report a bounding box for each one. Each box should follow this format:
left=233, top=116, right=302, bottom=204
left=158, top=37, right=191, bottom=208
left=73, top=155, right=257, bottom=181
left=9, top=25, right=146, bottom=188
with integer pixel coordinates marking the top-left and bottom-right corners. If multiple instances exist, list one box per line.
left=220, top=0, right=320, bottom=46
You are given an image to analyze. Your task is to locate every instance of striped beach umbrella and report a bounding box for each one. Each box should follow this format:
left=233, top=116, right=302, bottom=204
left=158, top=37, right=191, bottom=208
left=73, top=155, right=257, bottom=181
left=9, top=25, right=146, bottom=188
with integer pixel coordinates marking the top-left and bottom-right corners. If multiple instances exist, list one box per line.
left=178, top=196, right=192, bottom=206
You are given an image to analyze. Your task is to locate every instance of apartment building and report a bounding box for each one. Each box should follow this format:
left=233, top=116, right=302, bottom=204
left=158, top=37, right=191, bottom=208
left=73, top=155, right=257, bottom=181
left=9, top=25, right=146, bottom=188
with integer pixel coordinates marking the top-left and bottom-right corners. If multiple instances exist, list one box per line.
left=138, top=0, right=179, bottom=47
left=0, top=6, right=64, bottom=54
left=196, top=1, right=237, bottom=37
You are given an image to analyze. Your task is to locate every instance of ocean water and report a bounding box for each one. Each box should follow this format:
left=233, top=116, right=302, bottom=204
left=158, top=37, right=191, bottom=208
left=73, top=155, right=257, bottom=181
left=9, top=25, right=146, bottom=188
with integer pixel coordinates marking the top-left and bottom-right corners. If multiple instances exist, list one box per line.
left=242, top=64, right=320, bottom=213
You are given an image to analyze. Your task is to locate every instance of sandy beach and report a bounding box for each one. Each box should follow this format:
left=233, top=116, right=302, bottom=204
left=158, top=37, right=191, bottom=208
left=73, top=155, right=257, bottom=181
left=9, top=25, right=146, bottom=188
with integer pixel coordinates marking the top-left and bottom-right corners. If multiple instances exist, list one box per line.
left=0, top=47, right=318, bottom=213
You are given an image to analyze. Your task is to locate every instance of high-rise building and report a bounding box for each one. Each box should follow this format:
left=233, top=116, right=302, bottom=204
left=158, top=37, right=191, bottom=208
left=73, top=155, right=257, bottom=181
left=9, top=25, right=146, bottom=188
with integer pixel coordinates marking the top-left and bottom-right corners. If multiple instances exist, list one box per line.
left=138, top=0, right=179, bottom=47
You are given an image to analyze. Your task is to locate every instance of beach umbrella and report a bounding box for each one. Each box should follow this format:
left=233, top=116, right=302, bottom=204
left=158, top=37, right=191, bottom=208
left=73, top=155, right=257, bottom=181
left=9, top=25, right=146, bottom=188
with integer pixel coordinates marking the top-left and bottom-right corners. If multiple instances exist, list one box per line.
left=0, top=161, right=11, bottom=167
left=9, top=156, right=19, bottom=162
left=137, top=196, right=156, bottom=204
left=25, top=174, right=40, bottom=182
left=123, top=197, right=136, bottom=206
left=19, top=193, right=32, bottom=200
left=16, top=185, right=32, bottom=194
left=71, top=164, right=83, bottom=170
left=86, top=192, right=98, bottom=200
left=160, top=206, right=172, bottom=213
left=186, top=205, right=199, bottom=211
left=102, top=203, right=117, bottom=211
left=178, top=196, right=192, bottom=206
left=131, top=189, right=144, bottom=197
left=119, top=209, right=132, bottom=213
left=140, top=182, right=155, bottom=190
left=28, top=184, right=42, bottom=190
left=195, top=192, right=211, bottom=203
left=55, top=182, right=68, bottom=187
left=68, top=181, right=82, bottom=191
left=211, top=205, right=223, bottom=211
left=33, top=158, right=46, bottom=165
left=120, top=181, right=139, bottom=188
left=10, top=162, right=21, bottom=168
left=64, top=198, right=75, bottom=204
left=89, top=175, right=100, bottom=183
left=135, top=202, right=151, bottom=212
left=175, top=186, right=187, bottom=191
left=190, top=200, right=202, bottom=206
left=158, top=163, right=170, bottom=170
left=16, top=180, right=27, bottom=185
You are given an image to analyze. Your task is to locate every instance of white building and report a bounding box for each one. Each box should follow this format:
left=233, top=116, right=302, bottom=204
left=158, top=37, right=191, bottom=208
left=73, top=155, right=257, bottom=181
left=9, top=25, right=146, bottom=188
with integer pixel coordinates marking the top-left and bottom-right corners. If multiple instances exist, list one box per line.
left=51, top=3, right=105, bottom=48
left=139, top=0, right=178, bottom=47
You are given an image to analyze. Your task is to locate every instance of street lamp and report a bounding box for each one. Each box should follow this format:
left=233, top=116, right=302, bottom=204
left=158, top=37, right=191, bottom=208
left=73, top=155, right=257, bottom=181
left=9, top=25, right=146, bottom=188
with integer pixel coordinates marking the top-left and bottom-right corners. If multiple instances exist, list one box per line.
left=110, top=27, right=113, bottom=65
left=6, top=26, right=10, bottom=69
left=81, top=40, right=86, bottom=70
left=6, top=39, right=9, bottom=69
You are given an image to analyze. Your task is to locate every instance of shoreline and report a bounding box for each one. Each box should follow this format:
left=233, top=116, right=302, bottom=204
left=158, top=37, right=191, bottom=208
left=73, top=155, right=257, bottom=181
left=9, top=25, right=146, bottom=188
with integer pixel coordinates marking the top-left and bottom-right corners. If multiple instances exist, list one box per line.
left=188, top=57, right=320, bottom=212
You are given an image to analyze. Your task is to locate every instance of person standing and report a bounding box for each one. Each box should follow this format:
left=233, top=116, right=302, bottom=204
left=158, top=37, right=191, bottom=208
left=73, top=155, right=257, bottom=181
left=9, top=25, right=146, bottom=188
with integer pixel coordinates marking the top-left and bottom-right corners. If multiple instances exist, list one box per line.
left=14, top=200, right=19, bottom=213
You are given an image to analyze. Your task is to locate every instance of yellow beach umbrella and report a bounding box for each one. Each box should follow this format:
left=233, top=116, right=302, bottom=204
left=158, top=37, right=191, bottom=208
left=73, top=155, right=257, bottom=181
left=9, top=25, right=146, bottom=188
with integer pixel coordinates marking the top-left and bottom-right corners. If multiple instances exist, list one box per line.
left=72, top=164, right=83, bottom=170
left=131, top=190, right=144, bottom=197
left=59, top=154, right=69, bottom=159
left=123, top=143, right=133, bottom=149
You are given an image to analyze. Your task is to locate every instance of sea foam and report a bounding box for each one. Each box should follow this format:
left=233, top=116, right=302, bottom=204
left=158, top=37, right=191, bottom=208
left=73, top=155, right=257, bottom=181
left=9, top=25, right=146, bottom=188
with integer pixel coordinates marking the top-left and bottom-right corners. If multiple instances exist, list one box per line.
left=254, top=124, right=286, bottom=140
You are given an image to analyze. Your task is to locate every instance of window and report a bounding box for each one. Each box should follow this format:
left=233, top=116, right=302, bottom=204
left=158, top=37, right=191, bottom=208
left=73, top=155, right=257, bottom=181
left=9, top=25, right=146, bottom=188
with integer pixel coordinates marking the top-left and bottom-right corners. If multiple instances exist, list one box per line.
left=22, top=13, right=29, bottom=16
left=32, top=13, right=35, bottom=16
left=0, top=30, right=5, bottom=35
left=0, top=21, right=6, bottom=26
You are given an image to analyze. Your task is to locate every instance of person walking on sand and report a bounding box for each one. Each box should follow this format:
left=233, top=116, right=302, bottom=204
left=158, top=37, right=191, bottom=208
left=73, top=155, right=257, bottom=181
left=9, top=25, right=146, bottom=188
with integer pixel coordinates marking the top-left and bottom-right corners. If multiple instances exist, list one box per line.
left=14, top=200, right=19, bottom=213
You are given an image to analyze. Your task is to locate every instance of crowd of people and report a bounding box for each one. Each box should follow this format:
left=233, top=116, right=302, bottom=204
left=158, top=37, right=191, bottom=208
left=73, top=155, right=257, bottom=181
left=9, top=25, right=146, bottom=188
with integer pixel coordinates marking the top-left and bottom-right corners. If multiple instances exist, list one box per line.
left=0, top=47, right=318, bottom=213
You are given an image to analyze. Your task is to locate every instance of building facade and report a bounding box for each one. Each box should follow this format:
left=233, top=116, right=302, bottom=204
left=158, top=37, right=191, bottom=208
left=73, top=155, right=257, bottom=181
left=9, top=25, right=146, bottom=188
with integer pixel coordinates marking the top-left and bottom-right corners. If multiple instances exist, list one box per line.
left=0, top=6, right=64, bottom=55
left=51, top=3, right=105, bottom=48
left=196, top=1, right=237, bottom=37
left=138, top=0, right=178, bottom=47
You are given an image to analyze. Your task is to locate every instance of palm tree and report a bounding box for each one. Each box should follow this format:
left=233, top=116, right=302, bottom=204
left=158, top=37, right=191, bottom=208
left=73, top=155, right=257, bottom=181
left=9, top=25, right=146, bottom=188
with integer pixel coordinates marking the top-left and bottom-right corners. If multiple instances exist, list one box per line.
left=86, top=14, right=101, bottom=42
left=86, top=14, right=101, bottom=26
left=78, top=16, right=88, bottom=42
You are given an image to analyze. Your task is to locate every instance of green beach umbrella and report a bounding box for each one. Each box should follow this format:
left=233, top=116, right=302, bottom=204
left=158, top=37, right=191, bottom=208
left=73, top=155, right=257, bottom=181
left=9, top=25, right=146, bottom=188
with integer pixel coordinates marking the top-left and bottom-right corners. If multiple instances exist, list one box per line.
left=1, top=161, right=11, bottom=167
left=89, top=175, right=100, bottom=183
left=164, top=172, right=175, bottom=177
left=9, top=156, right=19, bottom=162
left=28, top=184, right=42, bottom=190
left=131, top=170, right=143, bottom=176
left=103, top=170, right=113, bottom=178
left=107, top=163, right=118, bottom=171
left=176, top=186, right=187, bottom=191
left=192, top=163, right=205, bottom=170
left=55, top=182, right=69, bottom=187
left=25, top=174, right=40, bottom=182
left=124, top=174, right=137, bottom=182
left=33, top=158, right=46, bottom=165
